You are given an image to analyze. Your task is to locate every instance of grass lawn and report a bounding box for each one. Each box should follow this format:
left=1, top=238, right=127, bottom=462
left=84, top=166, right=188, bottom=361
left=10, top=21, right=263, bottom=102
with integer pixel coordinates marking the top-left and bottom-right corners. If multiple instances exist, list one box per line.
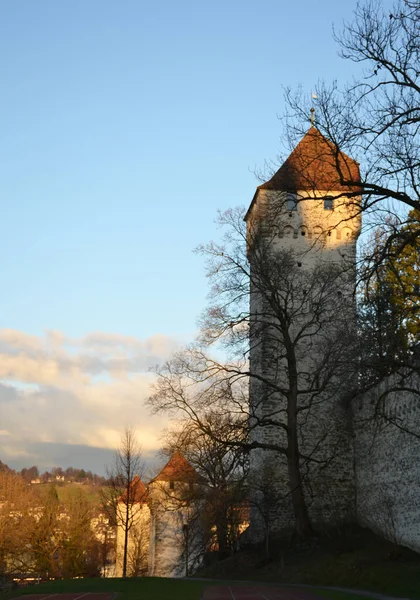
left=0, top=577, right=378, bottom=600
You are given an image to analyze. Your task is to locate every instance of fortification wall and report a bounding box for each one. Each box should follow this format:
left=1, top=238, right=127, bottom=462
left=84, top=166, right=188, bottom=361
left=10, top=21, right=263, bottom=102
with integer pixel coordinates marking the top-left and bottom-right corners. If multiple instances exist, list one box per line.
left=354, top=375, right=420, bottom=552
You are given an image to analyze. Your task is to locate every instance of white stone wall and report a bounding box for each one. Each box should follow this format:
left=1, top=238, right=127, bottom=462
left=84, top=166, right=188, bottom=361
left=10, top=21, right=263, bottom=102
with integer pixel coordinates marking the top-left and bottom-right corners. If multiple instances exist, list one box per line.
left=148, top=480, right=203, bottom=577
left=354, top=375, right=420, bottom=551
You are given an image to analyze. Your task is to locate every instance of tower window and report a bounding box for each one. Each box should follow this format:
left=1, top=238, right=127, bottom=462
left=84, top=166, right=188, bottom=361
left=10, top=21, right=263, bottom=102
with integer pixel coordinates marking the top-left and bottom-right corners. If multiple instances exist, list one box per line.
left=287, top=193, right=297, bottom=212
left=324, top=196, right=334, bottom=210
left=169, top=480, right=174, bottom=490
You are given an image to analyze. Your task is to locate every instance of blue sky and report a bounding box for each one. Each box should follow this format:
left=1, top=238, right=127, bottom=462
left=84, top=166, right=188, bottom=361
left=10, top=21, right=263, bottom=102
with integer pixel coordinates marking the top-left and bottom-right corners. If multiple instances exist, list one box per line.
left=0, top=0, right=368, bottom=473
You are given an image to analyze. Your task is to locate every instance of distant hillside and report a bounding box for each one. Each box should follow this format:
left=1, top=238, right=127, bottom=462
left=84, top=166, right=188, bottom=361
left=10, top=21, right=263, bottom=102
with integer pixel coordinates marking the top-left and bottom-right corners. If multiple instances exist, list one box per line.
left=0, top=460, right=12, bottom=473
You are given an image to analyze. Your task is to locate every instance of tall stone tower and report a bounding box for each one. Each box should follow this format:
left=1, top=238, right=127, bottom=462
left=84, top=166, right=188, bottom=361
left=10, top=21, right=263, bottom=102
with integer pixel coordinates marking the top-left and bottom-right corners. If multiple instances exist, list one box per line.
left=245, top=127, right=362, bottom=534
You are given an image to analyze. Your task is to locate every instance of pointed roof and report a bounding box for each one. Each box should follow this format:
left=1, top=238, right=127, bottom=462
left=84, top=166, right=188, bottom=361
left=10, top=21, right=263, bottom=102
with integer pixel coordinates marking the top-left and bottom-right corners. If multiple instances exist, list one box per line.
left=150, top=451, right=205, bottom=484
left=245, top=127, right=361, bottom=220
left=261, top=127, right=361, bottom=192
left=119, top=475, right=148, bottom=504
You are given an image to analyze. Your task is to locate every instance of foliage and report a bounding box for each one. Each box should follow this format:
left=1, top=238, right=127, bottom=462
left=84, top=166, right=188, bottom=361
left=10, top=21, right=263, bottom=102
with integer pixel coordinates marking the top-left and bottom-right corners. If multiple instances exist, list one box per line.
left=381, top=209, right=420, bottom=343
left=0, top=471, right=107, bottom=580
left=151, top=207, right=359, bottom=539
left=357, top=210, right=420, bottom=391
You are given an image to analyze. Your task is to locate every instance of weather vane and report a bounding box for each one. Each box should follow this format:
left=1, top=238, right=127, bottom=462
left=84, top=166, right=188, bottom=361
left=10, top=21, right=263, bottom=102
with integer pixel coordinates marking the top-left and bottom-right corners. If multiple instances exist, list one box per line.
left=310, top=92, right=318, bottom=126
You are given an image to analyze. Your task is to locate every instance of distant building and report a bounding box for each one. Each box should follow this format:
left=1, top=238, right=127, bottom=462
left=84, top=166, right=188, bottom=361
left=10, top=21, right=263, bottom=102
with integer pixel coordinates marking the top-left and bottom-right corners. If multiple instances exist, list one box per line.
left=115, top=452, right=205, bottom=578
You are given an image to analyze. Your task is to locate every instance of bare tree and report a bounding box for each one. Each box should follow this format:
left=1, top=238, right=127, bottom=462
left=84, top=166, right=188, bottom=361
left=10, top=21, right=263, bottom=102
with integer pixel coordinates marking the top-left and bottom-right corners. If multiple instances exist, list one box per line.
left=59, top=488, right=100, bottom=578
left=0, top=471, right=36, bottom=579
left=161, top=416, right=248, bottom=559
left=102, top=427, right=145, bottom=578
left=151, top=207, right=358, bottom=539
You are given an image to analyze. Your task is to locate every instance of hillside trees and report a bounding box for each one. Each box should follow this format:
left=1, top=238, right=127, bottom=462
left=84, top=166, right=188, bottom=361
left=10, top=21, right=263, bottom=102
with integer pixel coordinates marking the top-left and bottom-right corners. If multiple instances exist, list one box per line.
left=0, top=472, right=105, bottom=580
left=0, top=471, right=35, bottom=577
left=31, top=485, right=62, bottom=578
left=59, top=488, right=100, bottom=578
left=151, top=207, right=358, bottom=538
left=20, top=466, right=39, bottom=483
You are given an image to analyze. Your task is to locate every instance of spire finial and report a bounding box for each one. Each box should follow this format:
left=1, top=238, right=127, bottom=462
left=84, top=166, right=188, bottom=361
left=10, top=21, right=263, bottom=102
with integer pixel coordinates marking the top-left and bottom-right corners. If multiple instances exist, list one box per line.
left=310, top=92, right=318, bottom=127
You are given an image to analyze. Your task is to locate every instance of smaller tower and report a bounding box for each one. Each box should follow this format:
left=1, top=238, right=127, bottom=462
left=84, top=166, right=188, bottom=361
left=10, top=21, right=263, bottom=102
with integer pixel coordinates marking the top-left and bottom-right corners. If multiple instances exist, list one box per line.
left=148, top=452, right=205, bottom=577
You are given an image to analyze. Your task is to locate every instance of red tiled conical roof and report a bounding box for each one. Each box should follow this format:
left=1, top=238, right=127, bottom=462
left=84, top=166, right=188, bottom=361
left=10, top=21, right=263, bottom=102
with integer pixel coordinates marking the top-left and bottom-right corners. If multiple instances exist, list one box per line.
left=119, top=474, right=148, bottom=503
left=259, top=127, right=361, bottom=193
left=151, top=451, right=204, bottom=484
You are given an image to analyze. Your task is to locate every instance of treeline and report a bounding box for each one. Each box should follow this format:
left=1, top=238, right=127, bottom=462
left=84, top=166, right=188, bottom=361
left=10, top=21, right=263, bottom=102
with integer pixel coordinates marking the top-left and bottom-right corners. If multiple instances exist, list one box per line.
left=22, top=466, right=109, bottom=486
left=1, top=461, right=108, bottom=485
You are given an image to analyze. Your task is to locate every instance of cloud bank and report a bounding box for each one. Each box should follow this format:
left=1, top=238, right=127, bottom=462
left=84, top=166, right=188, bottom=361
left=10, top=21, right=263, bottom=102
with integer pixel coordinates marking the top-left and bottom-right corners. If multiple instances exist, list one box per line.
left=0, top=329, right=179, bottom=473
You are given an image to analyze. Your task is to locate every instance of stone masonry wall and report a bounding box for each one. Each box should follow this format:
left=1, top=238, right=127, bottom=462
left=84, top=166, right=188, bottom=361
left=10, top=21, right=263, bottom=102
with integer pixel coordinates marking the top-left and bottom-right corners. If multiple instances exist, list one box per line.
left=354, top=374, right=420, bottom=552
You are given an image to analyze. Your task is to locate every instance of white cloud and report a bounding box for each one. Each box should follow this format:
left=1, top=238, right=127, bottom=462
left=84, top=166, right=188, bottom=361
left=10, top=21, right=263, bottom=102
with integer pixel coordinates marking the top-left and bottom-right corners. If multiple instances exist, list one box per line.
left=0, top=329, right=180, bottom=472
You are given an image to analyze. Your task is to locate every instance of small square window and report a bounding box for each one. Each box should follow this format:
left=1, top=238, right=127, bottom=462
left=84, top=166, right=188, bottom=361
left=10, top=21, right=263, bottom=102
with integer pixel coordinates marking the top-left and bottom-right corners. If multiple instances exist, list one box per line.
left=287, top=193, right=297, bottom=211
left=324, top=197, right=334, bottom=210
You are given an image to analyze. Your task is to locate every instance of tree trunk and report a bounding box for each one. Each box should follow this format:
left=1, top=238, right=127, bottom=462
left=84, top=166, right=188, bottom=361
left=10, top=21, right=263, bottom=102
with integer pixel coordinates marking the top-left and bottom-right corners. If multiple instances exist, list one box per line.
left=265, top=524, right=270, bottom=560
left=286, top=351, right=313, bottom=539
left=287, top=429, right=313, bottom=538
left=123, top=502, right=129, bottom=578
left=215, top=519, right=229, bottom=559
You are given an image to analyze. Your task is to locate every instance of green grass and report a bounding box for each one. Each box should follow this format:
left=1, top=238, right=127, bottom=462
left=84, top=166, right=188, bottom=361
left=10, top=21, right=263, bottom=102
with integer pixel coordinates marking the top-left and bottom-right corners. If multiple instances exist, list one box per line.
left=2, top=577, right=205, bottom=600
left=0, top=577, right=375, bottom=600
left=34, top=483, right=102, bottom=504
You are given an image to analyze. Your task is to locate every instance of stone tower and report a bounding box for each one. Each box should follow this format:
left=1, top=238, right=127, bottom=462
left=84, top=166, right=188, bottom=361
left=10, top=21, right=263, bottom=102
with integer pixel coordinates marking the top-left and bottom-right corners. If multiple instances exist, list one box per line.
left=245, top=127, right=362, bottom=534
left=148, top=451, right=205, bottom=576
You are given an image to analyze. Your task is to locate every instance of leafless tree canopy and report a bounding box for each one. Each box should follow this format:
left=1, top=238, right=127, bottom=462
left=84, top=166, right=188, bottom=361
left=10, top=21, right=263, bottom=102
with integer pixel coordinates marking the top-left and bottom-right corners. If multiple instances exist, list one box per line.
left=102, top=427, right=145, bottom=578
left=284, top=0, right=420, bottom=270
left=151, top=207, right=358, bottom=538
